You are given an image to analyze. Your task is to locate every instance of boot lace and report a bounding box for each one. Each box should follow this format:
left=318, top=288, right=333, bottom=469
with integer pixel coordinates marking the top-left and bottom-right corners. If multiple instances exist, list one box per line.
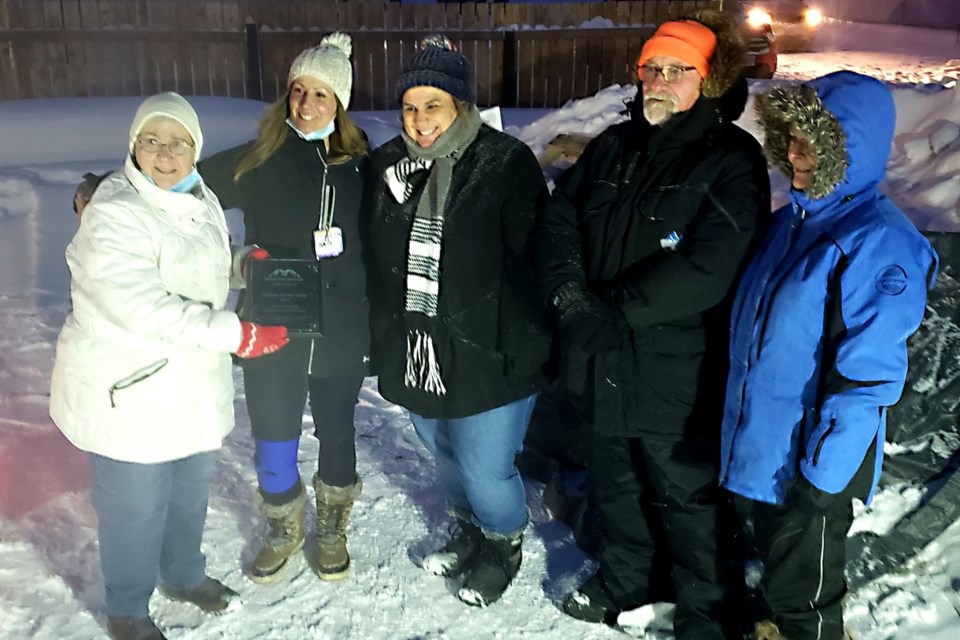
left=267, top=513, right=301, bottom=546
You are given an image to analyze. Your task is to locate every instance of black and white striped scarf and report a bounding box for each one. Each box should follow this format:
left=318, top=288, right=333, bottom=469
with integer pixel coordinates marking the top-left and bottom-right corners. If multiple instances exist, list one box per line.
left=385, top=104, right=482, bottom=395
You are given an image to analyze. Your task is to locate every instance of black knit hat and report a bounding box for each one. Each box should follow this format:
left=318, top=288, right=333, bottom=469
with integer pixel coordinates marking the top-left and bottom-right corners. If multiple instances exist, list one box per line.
left=396, top=35, right=475, bottom=104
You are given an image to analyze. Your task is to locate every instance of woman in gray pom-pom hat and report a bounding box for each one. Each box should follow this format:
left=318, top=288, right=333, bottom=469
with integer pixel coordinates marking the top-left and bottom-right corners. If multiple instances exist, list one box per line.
left=362, top=34, right=553, bottom=607
left=200, top=32, right=369, bottom=584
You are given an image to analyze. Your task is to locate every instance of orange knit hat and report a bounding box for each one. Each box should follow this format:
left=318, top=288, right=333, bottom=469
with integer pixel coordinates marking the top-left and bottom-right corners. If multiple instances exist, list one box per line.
left=638, top=20, right=717, bottom=79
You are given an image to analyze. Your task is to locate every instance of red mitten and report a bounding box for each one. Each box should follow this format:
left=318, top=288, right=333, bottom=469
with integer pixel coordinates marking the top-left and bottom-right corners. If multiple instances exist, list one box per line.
left=241, top=247, right=271, bottom=280
left=236, top=321, right=289, bottom=359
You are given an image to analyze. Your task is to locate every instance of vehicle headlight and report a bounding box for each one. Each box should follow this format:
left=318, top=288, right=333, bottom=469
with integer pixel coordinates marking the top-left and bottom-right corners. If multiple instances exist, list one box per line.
left=746, top=8, right=773, bottom=28
left=804, top=7, right=824, bottom=27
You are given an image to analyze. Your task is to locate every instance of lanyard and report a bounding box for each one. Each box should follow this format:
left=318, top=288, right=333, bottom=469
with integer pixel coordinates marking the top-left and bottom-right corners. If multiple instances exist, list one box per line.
left=319, top=183, right=336, bottom=231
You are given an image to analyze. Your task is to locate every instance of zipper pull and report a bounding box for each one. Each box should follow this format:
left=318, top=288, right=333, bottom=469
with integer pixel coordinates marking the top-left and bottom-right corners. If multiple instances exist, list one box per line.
left=791, top=203, right=805, bottom=229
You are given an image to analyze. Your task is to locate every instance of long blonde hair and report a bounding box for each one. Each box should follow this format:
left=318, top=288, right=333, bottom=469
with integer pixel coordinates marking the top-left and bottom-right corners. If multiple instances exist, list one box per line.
left=233, top=93, right=368, bottom=181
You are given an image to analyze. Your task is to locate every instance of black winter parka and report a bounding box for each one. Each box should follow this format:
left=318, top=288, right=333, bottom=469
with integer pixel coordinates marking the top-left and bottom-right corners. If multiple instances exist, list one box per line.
left=200, top=133, right=370, bottom=377
left=536, top=96, right=770, bottom=435
left=362, top=125, right=553, bottom=419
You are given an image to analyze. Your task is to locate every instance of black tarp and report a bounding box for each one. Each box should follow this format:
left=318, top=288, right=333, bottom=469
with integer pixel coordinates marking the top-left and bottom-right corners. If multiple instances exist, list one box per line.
left=847, top=231, right=960, bottom=588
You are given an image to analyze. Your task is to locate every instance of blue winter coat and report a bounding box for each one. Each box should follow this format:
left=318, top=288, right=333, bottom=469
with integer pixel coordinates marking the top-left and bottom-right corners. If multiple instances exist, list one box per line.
left=720, top=72, right=938, bottom=506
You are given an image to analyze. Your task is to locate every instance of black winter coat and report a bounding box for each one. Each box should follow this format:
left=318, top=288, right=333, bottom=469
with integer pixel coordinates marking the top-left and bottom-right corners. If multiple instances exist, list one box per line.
left=200, top=132, right=370, bottom=377
left=363, top=125, right=553, bottom=419
left=536, top=96, right=770, bottom=436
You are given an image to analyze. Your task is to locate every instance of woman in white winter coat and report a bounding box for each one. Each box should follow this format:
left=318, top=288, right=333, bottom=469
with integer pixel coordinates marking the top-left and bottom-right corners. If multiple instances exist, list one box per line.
left=49, top=92, right=288, bottom=640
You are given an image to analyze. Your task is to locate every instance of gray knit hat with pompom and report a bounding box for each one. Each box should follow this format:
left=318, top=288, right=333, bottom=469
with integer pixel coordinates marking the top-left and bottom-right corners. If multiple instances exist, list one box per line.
left=287, top=32, right=354, bottom=109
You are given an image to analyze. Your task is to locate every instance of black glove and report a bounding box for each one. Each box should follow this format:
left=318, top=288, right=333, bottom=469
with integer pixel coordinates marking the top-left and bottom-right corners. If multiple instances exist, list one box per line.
left=551, top=281, right=629, bottom=354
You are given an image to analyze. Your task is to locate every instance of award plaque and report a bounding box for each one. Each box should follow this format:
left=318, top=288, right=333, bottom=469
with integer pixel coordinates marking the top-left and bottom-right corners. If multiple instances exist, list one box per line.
left=245, top=259, right=322, bottom=337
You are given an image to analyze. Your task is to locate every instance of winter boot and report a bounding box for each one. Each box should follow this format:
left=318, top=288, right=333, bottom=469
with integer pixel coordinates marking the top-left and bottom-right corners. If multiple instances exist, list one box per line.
left=754, top=620, right=784, bottom=640
left=313, top=473, right=362, bottom=581
left=561, top=575, right=621, bottom=624
left=421, top=517, right=483, bottom=577
left=158, top=576, right=240, bottom=613
left=249, top=483, right=307, bottom=583
left=562, top=590, right=616, bottom=624
left=457, top=531, right=523, bottom=607
left=106, top=616, right=167, bottom=640
left=560, top=575, right=620, bottom=625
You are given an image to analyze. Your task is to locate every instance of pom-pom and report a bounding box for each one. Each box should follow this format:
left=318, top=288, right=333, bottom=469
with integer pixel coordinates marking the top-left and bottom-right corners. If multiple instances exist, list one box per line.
left=418, top=34, right=457, bottom=52
left=320, top=31, right=352, bottom=58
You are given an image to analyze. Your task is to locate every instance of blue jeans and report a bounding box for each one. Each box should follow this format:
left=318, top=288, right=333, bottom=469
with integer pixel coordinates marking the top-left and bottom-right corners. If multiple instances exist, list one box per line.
left=88, top=452, right=213, bottom=617
left=410, top=395, right=536, bottom=536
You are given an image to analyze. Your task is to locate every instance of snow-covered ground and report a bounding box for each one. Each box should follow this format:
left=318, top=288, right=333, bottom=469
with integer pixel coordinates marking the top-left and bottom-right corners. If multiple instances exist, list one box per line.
left=1, top=20, right=959, bottom=640
left=775, top=20, right=960, bottom=87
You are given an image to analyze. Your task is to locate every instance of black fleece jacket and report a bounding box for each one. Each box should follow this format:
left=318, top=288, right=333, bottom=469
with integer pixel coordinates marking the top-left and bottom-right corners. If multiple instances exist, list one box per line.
left=200, top=132, right=370, bottom=377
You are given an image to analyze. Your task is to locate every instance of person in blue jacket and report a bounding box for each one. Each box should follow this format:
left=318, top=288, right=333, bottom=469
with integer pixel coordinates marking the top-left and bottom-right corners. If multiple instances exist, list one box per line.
left=721, top=70, right=938, bottom=640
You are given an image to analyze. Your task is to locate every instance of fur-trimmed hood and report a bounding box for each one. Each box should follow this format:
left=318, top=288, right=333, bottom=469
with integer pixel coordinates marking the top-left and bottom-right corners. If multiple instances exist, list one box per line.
left=755, top=71, right=896, bottom=203
left=686, top=9, right=747, bottom=100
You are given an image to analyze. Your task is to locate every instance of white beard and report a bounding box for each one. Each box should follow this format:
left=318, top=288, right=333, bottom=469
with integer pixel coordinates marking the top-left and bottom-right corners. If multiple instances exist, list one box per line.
left=642, top=91, right=680, bottom=126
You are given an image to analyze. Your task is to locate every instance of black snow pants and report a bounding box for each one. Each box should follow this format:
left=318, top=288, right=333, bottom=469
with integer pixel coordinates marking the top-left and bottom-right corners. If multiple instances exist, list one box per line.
left=243, top=339, right=364, bottom=488
left=736, top=446, right=875, bottom=640
left=590, top=430, right=738, bottom=639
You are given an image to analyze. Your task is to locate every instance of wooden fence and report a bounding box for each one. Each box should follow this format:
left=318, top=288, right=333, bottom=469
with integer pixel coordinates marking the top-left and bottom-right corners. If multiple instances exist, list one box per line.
left=0, top=1, right=719, bottom=108
left=259, top=27, right=656, bottom=109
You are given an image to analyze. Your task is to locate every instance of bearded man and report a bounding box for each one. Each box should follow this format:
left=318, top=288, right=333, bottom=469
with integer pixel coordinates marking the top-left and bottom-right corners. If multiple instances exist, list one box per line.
left=534, top=11, right=770, bottom=639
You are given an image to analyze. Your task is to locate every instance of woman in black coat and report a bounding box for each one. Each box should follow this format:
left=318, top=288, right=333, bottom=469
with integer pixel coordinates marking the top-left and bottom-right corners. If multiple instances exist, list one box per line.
left=362, top=35, right=552, bottom=607
left=199, top=33, right=368, bottom=583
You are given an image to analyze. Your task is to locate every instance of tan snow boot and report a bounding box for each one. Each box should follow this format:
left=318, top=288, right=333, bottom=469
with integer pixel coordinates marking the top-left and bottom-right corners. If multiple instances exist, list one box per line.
left=312, top=473, right=362, bottom=581
left=755, top=620, right=784, bottom=640
left=249, top=483, right=306, bottom=583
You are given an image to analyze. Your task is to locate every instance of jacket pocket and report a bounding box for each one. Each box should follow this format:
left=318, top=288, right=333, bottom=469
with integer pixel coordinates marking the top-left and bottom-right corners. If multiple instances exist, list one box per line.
left=580, top=180, right=618, bottom=221
left=634, top=184, right=703, bottom=234
left=810, top=416, right=836, bottom=466
left=108, top=358, right=168, bottom=408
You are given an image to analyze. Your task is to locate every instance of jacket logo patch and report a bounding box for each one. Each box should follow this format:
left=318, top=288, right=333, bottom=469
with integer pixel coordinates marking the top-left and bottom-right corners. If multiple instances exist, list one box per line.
left=875, top=265, right=907, bottom=295
left=659, top=230, right=683, bottom=251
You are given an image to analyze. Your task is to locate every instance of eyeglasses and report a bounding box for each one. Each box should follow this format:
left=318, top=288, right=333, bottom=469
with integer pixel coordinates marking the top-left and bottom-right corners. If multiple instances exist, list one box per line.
left=639, top=64, right=697, bottom=84
left=136, top=136, right=194, bottom=156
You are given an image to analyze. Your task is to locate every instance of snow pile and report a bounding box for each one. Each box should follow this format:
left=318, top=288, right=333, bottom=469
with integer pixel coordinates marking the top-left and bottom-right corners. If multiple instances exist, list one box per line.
left=0, top=97, right=265, bottom=168
left=508, top=83, right=635, bottom=159
left=888, top=87, right=960, bottom=230
left=0, top=175, right=39, bottom=217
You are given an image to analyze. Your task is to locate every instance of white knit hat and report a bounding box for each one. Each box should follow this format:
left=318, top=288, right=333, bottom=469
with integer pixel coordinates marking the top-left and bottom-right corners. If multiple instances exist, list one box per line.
left=287, top=32, right=354, bottom=109
left=128, top=92, right=203, bottom=163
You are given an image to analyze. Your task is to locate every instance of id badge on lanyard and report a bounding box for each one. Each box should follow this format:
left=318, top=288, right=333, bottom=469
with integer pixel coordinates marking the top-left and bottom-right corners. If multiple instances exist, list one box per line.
left=314, top=183, right=344, bottom=259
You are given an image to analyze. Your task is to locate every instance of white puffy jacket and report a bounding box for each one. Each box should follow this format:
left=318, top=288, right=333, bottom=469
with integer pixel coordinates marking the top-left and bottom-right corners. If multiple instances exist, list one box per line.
left=50, top=157, right=242, bottom=463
